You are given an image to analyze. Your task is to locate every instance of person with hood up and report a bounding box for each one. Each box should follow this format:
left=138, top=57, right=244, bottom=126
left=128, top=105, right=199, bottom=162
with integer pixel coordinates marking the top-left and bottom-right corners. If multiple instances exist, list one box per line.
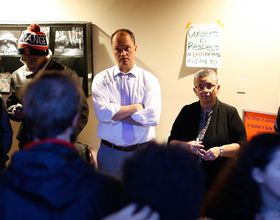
left=0, top=70, right=123, bottom=220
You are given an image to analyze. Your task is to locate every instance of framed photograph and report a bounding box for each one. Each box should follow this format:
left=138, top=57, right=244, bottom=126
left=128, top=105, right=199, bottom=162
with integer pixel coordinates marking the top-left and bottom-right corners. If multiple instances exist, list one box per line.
left=0, top=73, right=11, bottom=93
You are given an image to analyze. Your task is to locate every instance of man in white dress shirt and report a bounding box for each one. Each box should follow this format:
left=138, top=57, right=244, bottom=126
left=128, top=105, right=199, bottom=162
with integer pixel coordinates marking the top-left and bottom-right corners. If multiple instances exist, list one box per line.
left=92, top=29, right=161, bottom=179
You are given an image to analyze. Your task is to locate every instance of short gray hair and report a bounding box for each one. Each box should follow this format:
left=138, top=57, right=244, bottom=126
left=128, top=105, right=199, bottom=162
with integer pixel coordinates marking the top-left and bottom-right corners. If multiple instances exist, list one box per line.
left=193, top=69, right=218, bottom=86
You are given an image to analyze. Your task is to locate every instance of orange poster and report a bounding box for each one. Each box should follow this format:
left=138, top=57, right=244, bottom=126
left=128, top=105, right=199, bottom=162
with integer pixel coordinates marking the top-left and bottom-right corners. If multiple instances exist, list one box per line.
left=243, top=110, right=277, bottom=141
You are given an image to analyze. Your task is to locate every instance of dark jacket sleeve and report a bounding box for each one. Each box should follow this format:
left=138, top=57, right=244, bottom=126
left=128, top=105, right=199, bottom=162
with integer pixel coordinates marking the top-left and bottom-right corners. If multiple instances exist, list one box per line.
left=6, top=74, right=23, bottom=122
left=46, top=59, right=89, bottom=133
left=228, top=106, right=247, bottom=147
left=63, top=65, right=89, bottom=134
left=275, top=107, right=280, bottom=132
left=77, top=97, right=89, bottom=134
left=168, top=102, right=200, bottom=143
left=168, top=107, right=187, bottom=143
left=203, top=100, right=247, bottom=149
left=0, top=99, right=13, bottom=161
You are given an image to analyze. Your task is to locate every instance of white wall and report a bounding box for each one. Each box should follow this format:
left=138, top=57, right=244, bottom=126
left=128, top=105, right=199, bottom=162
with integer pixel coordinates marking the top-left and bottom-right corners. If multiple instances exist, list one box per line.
left=1, top=0, right=280, bottom=158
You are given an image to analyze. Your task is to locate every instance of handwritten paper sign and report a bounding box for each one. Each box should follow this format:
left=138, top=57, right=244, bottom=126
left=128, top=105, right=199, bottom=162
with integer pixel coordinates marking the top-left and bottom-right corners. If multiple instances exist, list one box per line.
left=186, top=23, right=223, bottom=68
left=243, top=110, right=277, bottom=141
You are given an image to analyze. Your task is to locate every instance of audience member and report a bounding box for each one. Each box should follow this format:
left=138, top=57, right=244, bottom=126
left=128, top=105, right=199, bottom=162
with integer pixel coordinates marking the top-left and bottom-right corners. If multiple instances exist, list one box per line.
left=6, top=23, right=89, bottom=149
left=122, top=142, right=204, bottom=220
left=201, top=132, right=280, bottom=220
left=0, top=94, right=13, bottom=170
left=275, top=107, right=280, bottom=132
left=168, top=69, right=247, bottom=192
left=0, top=70, right=123, bottom=219
left=92, top=29, right=161, bottom=179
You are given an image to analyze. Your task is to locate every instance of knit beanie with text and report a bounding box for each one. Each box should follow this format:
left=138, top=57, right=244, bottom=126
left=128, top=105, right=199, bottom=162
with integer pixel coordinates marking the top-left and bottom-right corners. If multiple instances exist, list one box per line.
left=18, top=23, right=48, bottom=56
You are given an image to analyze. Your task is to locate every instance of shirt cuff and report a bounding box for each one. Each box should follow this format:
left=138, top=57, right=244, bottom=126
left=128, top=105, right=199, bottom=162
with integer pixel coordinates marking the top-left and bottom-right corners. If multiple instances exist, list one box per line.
left=131, top=111, right=144, bottom=124
left=108, top=103, right=122, bottom=125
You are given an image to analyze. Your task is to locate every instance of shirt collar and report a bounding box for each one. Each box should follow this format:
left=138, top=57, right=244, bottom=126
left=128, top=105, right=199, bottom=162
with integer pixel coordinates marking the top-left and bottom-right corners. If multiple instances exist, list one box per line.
left=113, top=63, right=138, bottom=77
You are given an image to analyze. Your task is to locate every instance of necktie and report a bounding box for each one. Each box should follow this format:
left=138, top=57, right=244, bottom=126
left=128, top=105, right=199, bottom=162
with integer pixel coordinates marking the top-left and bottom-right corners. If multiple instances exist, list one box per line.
left=121, top=73, right=135, bottom=143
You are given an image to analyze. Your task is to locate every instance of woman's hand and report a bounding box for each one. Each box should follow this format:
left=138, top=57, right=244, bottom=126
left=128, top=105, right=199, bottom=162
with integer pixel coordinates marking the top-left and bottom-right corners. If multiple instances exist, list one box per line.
left=202, top=147, right=220, bottom=161
left=169, top=140, right=206, bottom=156
left=183, top=140, right=206, bottom=156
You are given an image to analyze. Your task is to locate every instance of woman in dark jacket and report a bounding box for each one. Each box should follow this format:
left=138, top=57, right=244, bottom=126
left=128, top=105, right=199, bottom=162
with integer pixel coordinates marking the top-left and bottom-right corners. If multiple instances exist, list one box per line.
left=168, top=69, right=247, bottom=192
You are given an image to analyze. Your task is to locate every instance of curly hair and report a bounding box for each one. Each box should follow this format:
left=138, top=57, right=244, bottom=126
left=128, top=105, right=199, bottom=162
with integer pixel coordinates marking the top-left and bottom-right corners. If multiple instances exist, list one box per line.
left=122, top=142, right=204, bottom=220
left=201, top=132, right=280, bottom=220
left=23, top=70, right=83, bottom=140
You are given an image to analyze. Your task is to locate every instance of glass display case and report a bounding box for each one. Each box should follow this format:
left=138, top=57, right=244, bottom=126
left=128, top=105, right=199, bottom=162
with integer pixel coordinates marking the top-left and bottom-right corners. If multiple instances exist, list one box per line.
left=0, top=21, right=93, bottom=96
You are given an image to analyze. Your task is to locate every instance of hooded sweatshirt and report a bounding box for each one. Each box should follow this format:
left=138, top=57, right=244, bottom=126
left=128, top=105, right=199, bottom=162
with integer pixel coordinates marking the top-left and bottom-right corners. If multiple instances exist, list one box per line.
left=0, top=139, right=124, bottom=220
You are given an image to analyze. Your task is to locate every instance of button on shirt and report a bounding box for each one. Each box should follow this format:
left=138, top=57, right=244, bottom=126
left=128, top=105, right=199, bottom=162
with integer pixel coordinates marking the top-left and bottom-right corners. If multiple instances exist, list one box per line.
left=92, top=64, right=161, bottom=146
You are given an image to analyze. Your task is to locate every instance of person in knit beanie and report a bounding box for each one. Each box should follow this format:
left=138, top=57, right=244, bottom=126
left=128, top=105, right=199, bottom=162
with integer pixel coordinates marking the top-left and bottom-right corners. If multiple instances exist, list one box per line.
left=17, top=23, right=49, bottom=73
left=18, top=23, right=49, bottom=56
left=6, top=23, right=89, bottom=150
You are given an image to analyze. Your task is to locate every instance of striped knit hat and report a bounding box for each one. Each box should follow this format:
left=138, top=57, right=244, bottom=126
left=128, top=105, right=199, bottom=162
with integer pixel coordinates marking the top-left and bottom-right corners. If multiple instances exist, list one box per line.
left=18, top=23, right=48, bottom=56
